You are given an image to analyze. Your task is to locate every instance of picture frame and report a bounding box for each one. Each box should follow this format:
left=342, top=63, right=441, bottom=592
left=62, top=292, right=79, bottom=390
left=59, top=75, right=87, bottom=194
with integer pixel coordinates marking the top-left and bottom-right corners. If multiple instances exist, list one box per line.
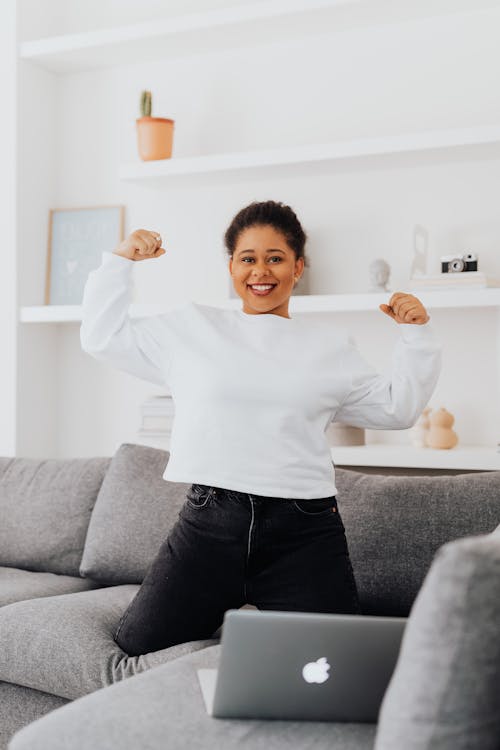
left=45, top=205, right=125, bottom=305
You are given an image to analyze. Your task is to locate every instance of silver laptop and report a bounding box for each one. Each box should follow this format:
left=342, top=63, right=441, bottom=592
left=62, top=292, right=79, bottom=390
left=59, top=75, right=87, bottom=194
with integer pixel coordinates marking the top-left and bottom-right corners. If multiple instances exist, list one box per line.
left=197, top=608, right=406, bottom=722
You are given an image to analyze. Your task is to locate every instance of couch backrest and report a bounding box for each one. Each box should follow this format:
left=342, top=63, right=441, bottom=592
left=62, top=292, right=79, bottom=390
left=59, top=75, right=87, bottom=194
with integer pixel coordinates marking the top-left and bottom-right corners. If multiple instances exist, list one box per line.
left=79, top=443, right=190, bottom=585
left=0, top=455, right=110, bottom=576
left=335, top=467, right=500, bottom=616
left=78, top=443, right=500, bottom=620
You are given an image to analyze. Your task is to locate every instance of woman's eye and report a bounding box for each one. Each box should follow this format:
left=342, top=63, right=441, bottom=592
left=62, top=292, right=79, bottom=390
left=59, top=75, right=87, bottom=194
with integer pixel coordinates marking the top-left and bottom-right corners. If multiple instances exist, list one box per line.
left=241, top=257, right=282, bottom=262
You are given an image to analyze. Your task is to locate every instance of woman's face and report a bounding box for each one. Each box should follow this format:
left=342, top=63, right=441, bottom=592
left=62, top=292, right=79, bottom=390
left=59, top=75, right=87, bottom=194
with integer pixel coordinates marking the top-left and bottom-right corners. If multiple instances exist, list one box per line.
left=228, top=224, right=304, bottom=318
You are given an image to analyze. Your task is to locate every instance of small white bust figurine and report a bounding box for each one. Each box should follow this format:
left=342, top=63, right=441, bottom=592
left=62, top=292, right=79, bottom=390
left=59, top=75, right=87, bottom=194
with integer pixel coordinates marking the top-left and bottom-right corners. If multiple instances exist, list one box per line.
left=369, top=258, right=391, bottom=292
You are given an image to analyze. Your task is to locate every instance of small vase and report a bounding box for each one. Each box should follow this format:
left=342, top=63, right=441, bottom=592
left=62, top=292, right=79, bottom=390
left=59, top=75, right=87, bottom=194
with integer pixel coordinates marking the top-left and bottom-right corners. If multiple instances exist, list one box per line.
left=427, top=408, right=458, bottom=449
left=136, top=117, right=174, bottom=161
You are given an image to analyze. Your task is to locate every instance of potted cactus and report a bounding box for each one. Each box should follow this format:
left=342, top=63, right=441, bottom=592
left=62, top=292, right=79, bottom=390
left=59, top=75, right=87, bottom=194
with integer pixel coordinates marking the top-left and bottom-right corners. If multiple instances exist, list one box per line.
left=136, top=90, right=174, bottom=161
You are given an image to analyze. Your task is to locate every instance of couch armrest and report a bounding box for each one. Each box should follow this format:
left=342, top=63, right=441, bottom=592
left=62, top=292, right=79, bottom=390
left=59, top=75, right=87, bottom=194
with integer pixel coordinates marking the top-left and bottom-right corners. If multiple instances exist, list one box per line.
left=374, top=532, right=500, bottom=750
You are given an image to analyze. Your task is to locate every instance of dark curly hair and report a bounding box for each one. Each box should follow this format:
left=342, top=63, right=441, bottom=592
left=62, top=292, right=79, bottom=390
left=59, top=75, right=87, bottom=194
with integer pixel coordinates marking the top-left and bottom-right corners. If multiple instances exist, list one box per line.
left=224, top=200, right=308, bottom=261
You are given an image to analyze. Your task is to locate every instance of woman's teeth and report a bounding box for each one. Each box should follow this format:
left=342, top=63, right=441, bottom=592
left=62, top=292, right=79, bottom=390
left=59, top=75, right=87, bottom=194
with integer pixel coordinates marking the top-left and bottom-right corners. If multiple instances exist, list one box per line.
left=248, top=284, right=276, bottom=296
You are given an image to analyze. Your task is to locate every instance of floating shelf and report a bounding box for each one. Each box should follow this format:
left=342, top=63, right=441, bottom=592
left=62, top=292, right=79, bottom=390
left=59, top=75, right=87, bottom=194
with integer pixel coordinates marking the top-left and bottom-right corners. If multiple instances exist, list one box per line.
left=221, top=288, right=500, bottom=312
left=19, top=0, right=489, bottom=74
left=128, top=436, right=500, bottom=471
left=331, top=444, right=500, bottom=471
left=119, top=126, right=500, bottom=182
left=19, top=288, right=500, bottom=323
left=18, top=0, right=360, bottom=73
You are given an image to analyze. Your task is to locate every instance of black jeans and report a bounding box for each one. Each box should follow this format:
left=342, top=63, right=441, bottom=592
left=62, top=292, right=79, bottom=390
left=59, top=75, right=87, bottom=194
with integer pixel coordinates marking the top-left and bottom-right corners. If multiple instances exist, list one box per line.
left=114, top=484, right=361, bottom=656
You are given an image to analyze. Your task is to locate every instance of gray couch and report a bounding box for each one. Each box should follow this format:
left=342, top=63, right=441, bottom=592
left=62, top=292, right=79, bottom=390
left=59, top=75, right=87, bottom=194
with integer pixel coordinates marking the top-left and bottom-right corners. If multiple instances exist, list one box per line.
left=1, top=443, right=500, bottom=750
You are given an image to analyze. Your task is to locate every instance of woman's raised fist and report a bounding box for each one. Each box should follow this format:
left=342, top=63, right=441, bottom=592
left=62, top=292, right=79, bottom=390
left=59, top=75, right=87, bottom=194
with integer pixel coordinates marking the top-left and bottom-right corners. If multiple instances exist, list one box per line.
left=379, top=292, right=430, bottom=325
left=113, top=229, right=166, bottom=262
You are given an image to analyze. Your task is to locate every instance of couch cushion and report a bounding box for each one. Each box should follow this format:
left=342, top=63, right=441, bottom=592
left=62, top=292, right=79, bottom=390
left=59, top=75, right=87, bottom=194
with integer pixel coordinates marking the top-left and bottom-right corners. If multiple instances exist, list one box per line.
left=79, top=443, right=190, bottom=585
left=0, top=567, right=105, bottom=607
left=8, top=644, right=376, bottom=750
left=374, top=532, right=500, bottom=750
left=335, top=468, right=500, bottom=616
left=0, top=455, right=110, bottom=576
left=0, top=585, right=218, bottom=700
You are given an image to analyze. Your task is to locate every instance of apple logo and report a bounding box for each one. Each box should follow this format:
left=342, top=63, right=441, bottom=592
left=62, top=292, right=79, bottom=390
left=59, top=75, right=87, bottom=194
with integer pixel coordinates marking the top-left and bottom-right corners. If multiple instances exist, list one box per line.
left=302, top=657, right=331, bottom=684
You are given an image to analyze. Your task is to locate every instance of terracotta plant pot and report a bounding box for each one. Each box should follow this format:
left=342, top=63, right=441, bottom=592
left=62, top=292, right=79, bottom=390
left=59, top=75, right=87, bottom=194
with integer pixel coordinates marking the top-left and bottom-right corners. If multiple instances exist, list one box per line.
left=136, top=117, right=174, bottom=161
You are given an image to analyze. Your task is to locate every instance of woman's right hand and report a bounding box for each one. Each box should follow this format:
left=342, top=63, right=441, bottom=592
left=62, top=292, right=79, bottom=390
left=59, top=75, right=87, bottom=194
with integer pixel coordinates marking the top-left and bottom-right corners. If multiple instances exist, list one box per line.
left=113, top=229, right=166, bottom=262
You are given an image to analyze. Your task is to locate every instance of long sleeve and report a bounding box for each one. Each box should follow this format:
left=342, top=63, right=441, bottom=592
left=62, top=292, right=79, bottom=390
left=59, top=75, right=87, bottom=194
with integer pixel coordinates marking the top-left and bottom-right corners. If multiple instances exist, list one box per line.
left=334, top=323, right=442, bottom=430
left=80, top=251, right=172, bottom=386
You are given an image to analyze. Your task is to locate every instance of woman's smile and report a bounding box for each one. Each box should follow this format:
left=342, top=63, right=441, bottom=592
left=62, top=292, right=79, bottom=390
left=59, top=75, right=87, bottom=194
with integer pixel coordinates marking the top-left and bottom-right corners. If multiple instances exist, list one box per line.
left=247, top=283, right=278, bottom=296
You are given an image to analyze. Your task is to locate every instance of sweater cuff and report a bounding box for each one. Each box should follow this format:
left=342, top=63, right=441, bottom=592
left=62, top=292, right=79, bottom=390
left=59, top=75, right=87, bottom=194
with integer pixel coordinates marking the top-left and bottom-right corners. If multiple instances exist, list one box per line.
left=101, top=250, right=135, bottom=268
left=397, top=321, right=438, bottom=342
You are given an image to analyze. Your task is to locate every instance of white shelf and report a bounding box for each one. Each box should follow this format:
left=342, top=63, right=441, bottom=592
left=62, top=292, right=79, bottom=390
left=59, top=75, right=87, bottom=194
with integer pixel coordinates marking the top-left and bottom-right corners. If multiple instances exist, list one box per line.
left=222, top=288, right=500, bottom=312
left=331, top=444, right=500, bottom=471
left=19, top=288, right=500, bottom=323
left=19, top=0, right=492, bottom=74
left=18, top=0, right=359, bottom=73
left=134, top=437, right=500, bottom=471
left=119, top=126, right=500, bottom=182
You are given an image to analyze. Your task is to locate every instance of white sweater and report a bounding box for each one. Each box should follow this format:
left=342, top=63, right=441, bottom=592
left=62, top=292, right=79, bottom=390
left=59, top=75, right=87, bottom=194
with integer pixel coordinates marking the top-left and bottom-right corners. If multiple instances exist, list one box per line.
left=81, top=251, right=442, bottom=499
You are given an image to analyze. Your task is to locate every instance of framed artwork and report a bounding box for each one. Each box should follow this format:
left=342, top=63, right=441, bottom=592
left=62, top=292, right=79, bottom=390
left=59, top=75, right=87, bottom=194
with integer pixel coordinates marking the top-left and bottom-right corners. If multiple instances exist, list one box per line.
left=45, top=205, right=125, bottom=305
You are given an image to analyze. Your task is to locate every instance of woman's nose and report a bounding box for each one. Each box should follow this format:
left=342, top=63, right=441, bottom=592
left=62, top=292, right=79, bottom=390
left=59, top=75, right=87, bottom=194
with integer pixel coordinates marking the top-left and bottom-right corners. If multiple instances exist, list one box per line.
left=252, top=261, right=269, bottom=272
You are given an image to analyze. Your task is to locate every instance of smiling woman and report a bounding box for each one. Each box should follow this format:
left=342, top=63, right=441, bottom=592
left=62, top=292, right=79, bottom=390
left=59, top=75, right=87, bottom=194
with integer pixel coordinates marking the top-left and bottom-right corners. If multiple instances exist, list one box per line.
left=225, top=200, right=307, bottom=319
left=81, top=198, right=442, bottom=658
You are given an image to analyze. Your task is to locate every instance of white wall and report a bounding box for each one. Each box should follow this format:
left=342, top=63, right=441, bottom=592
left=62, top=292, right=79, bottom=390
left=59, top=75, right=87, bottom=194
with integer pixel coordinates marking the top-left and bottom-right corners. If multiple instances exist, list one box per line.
left=14, top=1, right=500, bottom=457
left=0, top=0, right=17, bottom=456
left=17, top=59, right=59, bottom=458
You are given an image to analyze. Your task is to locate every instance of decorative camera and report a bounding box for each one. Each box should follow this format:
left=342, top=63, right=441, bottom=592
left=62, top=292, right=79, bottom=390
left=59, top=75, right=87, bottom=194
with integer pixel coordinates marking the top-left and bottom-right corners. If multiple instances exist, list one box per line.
left=440, top=252, right=478, bottom=273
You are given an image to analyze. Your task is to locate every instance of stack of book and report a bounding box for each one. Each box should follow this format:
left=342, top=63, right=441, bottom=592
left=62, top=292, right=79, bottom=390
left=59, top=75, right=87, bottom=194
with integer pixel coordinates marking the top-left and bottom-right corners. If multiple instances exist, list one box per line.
left=409, top=272, right=495, bottom=290
left=138, top=394, right=175, bottom=439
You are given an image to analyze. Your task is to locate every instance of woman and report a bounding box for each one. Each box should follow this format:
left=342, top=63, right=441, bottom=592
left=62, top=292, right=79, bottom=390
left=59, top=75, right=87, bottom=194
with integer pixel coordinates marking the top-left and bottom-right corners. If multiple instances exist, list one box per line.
left=81, top=200, right=442, bottom=657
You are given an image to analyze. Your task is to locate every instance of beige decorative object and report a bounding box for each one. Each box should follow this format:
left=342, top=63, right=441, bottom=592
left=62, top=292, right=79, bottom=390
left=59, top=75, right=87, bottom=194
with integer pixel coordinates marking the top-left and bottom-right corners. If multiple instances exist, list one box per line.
left=326, top=422, right=366, bottom=447
left=410, top=406, right=432, bottom=448
left=426, top=407, right=458, bottom=450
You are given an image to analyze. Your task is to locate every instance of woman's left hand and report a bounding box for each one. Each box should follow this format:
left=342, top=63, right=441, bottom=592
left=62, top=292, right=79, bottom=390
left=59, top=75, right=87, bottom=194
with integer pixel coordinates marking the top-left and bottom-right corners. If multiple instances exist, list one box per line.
left=379, top=292, right=430, bottom=325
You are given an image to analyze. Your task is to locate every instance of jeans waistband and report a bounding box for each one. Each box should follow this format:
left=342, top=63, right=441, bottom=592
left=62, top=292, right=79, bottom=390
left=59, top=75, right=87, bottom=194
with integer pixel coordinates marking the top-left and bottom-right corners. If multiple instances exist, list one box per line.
left=209, top=485, right=335, bottom=504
